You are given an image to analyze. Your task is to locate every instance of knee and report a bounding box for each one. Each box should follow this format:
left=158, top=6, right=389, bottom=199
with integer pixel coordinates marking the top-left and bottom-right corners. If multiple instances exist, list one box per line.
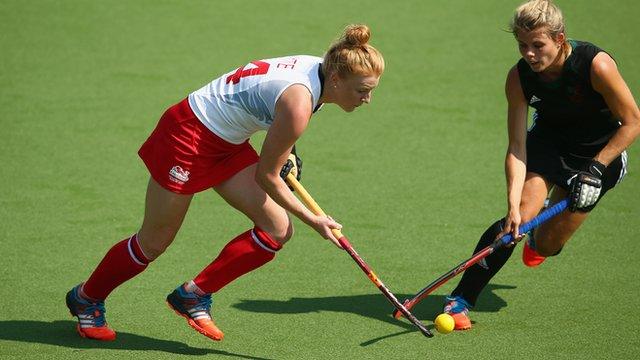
left=534, top=244, right=553, bottom=257
left=519, top=205, right=545, bottom=224
left=271, top=220, right=294, bottom=245
left=137, top=226, right=179, bottom=260
left=533, top=237, right=562, bottom=257
left=259, top=218, right=294, bottom=246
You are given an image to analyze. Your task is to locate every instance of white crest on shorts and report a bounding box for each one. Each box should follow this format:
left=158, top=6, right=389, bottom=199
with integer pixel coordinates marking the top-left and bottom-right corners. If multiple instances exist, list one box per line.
left=169, top=166, right=190, bottom=184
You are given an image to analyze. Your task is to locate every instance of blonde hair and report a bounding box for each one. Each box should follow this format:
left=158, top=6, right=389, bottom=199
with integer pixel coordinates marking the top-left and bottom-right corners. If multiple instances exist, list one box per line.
left=322, top=24, right=385, bottom=78
left=510, top=0, right=566, bottom=38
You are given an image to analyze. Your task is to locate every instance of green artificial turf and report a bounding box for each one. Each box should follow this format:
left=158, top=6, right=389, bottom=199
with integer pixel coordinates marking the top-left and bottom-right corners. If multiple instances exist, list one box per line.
left=1, top=0, right=639, bottom=358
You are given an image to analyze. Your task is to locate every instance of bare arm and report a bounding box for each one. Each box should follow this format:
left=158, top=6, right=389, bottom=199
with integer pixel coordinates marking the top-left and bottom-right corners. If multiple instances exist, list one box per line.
left=503, top=66, right=529, bottom=237
left=256, top=84, right=342, bottom=246
left=591, top=52, right=640, bottom=165
left=505, top=66, right=529, bottom=212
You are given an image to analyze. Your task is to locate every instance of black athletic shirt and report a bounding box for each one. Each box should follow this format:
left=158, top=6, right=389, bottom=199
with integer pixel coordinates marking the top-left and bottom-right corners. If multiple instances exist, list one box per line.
left=517, top=40, right=620, bottom=157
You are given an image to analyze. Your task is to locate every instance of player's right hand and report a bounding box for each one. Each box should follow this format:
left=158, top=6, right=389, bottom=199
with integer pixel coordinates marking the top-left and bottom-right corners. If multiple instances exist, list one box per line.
left=310, top=215, right=343, bottom=248
left=498, top=208, right=523, bottom=246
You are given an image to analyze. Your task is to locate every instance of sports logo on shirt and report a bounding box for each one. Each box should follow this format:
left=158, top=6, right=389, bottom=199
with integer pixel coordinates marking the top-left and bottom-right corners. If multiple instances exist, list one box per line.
left=529, top=95, right=541, bottom=104
left=169, top=166, right=190, bottom=184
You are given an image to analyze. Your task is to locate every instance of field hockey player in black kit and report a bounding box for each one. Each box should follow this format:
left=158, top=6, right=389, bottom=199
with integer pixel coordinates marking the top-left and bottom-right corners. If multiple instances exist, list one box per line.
left=443, top=0, right=640, bottom=330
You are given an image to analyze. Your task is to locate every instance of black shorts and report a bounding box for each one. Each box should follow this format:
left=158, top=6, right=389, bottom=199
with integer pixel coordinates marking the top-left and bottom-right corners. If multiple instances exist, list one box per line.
left=526, top=131, right=628, bottom=212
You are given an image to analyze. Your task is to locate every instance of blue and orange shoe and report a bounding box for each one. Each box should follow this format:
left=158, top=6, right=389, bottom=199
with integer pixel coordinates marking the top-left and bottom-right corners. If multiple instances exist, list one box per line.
left=522, top=234, right=546, bottom=267
left=65, top=284, right=116, bottom=341
left=166, top=285, right=224, bottom=341
left=444, top=295, right=472, bottom=330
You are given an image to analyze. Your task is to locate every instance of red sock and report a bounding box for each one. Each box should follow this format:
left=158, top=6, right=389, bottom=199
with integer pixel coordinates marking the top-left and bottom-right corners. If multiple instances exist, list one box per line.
left=193, top=227, right=282, bottom=293
left=82, top=234, right=151, bottom=300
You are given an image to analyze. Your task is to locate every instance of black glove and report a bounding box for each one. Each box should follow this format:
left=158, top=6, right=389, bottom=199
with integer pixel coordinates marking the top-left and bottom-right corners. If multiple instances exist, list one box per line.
left=569, top=160, right=605, bottom=212
left=279, top=145, right=303, bottom=188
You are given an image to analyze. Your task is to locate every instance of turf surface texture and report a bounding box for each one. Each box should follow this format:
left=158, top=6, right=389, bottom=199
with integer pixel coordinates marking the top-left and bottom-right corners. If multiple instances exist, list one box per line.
left=1, top=1, right=639, bottom=359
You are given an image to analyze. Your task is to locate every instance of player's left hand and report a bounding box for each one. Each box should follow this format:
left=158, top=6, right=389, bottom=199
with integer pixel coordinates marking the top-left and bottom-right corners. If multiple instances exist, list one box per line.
left=569, top=160, right=605, bottom=212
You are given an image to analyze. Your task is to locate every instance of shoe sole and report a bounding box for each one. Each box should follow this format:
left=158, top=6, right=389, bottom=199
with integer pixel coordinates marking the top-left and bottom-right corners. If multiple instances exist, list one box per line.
left=454, top=325, right=472, bottom=331
left=74, top=323, right=117, bottom=341
left=166, top=301, right=224, bottom=341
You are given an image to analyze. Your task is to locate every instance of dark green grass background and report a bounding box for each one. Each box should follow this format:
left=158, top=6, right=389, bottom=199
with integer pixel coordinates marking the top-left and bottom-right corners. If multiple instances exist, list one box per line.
left=1, top=0, right=639, bottom=358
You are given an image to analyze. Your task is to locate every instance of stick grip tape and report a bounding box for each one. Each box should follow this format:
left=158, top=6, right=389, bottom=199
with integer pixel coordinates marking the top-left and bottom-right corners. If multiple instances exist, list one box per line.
left=499, top=198, right=569, bottom=246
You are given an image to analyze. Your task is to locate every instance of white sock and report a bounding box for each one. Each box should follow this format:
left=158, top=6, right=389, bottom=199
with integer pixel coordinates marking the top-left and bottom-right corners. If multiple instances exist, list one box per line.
left=184, top=280, right=207, bottom=296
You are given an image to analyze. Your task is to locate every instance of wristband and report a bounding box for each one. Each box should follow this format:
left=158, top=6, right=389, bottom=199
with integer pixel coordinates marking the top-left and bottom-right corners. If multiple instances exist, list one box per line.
left=586, top=160, right=606, bottom=178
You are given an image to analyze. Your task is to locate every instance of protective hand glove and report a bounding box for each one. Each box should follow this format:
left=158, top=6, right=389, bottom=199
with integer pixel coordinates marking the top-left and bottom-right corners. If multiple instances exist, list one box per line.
left=279, top=145, right=303, bottom=189
left=569, top=160, right=605, bottom=212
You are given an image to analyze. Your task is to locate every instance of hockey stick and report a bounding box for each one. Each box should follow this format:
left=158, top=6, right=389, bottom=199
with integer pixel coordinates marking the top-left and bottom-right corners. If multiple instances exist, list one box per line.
left=393, top=198, right=569, bottom=319
left=285, top=173, right=433, bottom=338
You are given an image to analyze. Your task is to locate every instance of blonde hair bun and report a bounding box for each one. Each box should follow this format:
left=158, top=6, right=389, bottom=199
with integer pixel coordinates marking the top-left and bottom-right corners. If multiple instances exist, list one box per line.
left=342, top=24, right=371, bottom=47
left=322, top=24, right=385, bottom=77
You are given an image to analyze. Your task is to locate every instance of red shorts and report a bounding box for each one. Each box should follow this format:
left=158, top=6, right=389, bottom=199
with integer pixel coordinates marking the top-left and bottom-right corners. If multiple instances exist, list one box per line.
left=138, top=98, right=259, bottom=194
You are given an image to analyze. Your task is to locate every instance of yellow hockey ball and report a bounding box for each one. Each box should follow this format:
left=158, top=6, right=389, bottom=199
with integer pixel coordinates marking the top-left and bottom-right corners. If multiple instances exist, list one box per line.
left=434, top=313, right=455, bottom=334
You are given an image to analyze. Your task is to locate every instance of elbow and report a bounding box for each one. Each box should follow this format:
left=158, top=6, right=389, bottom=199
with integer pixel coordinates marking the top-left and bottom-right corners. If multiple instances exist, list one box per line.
left=507, top=143, right=526, bottom=162
left=620, top=115, right=640, bottom=144
left=632, top=117, right=640, bottom=140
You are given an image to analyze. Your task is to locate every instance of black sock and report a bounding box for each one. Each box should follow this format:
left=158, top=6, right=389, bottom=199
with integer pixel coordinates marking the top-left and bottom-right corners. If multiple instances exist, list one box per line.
left=451, top=219, right=514, bottom=306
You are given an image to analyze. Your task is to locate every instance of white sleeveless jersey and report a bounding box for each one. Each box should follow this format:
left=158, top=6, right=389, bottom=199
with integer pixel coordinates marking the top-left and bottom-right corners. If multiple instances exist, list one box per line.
left=188, top=55, right=324, bottom=144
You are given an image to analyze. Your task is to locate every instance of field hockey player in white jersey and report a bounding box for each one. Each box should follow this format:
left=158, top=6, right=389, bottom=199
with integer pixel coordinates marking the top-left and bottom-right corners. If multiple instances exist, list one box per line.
left=66, top=24, right=384, bottom=342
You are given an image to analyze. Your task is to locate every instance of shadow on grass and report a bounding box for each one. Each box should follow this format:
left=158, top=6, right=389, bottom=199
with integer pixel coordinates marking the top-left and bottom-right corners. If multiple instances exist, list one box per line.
left=0, top=320, right=273, bottom=359
left=233, top=283, right=516, bottom=345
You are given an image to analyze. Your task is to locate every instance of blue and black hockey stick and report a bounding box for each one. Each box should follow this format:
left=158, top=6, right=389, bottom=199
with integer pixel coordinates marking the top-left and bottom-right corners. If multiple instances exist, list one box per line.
left=393, top=198, right=569, bottom=319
